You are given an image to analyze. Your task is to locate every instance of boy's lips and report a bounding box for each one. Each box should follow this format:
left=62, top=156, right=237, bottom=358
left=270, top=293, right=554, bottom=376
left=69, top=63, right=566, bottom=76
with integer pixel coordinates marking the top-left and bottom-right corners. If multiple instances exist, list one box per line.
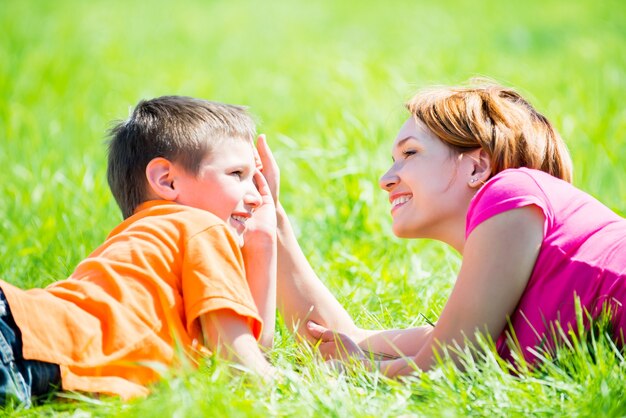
left=231, top=214, right=249, bottom=224
left=229, top=212, right=251, bottom=233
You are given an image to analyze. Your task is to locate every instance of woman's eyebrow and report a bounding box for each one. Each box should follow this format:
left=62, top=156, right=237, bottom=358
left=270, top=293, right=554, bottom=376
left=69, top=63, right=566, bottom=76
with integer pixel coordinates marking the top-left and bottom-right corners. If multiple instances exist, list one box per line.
left=396, top=136, right=415, bottom=148
left=391, top=136, right=417, bottom=162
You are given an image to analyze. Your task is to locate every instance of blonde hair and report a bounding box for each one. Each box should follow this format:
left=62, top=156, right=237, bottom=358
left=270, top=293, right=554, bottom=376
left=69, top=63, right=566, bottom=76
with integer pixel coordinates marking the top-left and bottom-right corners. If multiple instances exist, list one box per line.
left=406, top=80, right=573, bottom=182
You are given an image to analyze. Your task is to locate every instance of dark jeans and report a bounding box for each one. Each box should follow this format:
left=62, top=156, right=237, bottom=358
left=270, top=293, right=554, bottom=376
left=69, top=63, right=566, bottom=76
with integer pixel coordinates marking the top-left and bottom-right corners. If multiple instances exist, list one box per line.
left=0, top=289, right=60, bottom=408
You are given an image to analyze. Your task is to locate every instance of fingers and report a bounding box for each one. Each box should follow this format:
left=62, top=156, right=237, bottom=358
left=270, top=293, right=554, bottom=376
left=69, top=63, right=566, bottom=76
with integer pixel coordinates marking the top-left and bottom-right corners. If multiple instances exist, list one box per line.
left=253, top=136, right=263, bottom=170
left=255, top=134, right=280, bottom=204
left=308, top=321, right=347, bottom=356
left=307, top=321, right=367, bottom=363
left=307, top=321, right=332, bottom=340
left=256, top=134, right=277, bottom=170
left=253, top=169, right=272, bottom=198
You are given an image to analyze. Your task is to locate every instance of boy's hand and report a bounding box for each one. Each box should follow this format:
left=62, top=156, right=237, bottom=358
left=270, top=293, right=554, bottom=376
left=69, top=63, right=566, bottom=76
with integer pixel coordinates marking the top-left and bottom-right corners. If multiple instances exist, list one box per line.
left=255, top=134, right=280, bottom=205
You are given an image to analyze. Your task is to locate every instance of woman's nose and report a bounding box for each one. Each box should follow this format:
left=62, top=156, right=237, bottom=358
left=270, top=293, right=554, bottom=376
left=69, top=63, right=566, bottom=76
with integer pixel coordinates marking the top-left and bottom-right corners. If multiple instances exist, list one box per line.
left=379, top=168, right=399, bottom=191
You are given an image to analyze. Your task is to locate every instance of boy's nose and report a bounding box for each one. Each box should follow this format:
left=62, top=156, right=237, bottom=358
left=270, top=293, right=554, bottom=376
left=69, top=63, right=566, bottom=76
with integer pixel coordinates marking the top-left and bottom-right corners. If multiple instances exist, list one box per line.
left=379, top=168, right=399, bottom=191
left=245, top=187, right=262, bottom=208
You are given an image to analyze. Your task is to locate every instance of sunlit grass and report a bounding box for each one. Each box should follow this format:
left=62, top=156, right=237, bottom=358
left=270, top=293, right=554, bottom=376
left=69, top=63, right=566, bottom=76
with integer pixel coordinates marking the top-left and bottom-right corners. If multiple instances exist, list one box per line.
left=1, top=0, right=626, bottom=415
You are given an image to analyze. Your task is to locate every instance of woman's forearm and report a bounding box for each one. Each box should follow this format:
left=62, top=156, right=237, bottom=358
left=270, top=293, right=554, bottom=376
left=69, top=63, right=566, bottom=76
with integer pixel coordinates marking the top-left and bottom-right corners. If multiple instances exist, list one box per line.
left=371, top=332, right=436, bottom=377
left=276, top=204, right=359, bottom=342
left=243, top=238, right=277, bottom=350
left=357, top=325, right=434, bottom=358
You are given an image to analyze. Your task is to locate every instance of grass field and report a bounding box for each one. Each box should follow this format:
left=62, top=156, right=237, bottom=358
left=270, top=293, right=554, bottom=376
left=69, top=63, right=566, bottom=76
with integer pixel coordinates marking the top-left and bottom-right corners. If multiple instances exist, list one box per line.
left=2, top=0, right=626, bottom=416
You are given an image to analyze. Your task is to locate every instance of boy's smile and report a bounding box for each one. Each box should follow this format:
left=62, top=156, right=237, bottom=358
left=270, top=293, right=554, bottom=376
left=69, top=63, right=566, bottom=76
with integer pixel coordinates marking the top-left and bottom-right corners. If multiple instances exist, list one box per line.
left=170, top=140, right=261, bottom=246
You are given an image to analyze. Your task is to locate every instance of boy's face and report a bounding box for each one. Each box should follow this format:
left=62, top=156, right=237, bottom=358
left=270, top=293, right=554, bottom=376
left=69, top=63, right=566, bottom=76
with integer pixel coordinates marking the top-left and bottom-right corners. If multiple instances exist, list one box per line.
left=172, top=140, right=261, bottom=246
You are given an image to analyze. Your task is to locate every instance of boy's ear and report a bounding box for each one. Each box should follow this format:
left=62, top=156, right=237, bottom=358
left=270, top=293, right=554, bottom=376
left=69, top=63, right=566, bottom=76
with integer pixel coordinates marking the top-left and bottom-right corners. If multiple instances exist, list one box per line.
left=467, top=148, right=492, bottom=188
left=146, top=157, right=178, bottom=201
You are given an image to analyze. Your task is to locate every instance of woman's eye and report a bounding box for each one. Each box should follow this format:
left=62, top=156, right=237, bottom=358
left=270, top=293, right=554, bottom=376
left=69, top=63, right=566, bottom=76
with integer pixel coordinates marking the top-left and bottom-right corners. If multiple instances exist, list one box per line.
left=402, top=150, right=416, bottom=158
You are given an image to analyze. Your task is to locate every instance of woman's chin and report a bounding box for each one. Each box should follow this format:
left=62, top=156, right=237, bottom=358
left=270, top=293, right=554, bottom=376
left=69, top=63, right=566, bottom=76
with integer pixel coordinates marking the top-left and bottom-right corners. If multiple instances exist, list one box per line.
left=391, top=224, right=408, bottom=238
left=391, top=223, right=420, bottom=239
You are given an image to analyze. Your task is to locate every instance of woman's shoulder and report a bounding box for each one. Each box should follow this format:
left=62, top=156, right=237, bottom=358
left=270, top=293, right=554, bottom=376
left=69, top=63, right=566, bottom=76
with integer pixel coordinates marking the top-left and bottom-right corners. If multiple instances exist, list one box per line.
left=478, top=167, right=580, bottom=205
left=466, top=168, right=557, bottom=238
left=468, top=168, right=623, bottom=238
left=473, top=168, right=555, bottom=206
left=488, top=167, right=560, bottom=188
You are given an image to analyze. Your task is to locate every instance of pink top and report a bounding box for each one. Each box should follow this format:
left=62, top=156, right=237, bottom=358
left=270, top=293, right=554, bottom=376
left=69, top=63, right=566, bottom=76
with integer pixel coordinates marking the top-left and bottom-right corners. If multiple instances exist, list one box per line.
left=466, top=168, right=626, bottom=363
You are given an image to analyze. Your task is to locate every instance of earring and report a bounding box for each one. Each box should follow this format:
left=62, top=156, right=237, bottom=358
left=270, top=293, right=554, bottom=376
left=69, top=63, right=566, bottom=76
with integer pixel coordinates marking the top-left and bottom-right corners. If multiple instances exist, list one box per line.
left=470, top=178, right=477, bottom=184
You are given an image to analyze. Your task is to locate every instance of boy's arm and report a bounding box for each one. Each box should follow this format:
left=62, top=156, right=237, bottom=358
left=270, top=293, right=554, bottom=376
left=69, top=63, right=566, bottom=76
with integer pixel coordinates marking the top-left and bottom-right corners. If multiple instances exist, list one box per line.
left=200, top=309, right=275, bottom=377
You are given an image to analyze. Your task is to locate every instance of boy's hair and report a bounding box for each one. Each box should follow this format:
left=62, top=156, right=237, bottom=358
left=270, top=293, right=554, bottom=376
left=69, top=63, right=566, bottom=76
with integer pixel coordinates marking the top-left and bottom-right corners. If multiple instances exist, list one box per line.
left=406, top=79, right=573, bottom=183
left=107, top=96, right=256, bottom=218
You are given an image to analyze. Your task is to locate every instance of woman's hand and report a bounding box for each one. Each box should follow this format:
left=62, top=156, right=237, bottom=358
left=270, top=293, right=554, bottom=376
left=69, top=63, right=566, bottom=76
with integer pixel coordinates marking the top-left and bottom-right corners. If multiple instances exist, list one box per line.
left=241, top=169, right=278, bottom=349
left=307, top=321, right=367, bottom=361
left=242, top=169, right=277, bottom=248
left=255, top=134, right=280, bottom=205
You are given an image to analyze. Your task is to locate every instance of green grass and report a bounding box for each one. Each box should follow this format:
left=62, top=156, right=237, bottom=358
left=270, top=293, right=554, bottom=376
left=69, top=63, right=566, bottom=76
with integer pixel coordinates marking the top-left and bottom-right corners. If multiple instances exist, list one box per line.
left=1, top=0, right=626, bottom=415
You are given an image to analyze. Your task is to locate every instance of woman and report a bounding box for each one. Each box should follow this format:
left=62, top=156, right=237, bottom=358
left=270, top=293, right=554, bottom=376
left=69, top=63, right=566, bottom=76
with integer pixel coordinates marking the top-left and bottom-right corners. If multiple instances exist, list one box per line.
left=260, top=80, right=626, bottom=376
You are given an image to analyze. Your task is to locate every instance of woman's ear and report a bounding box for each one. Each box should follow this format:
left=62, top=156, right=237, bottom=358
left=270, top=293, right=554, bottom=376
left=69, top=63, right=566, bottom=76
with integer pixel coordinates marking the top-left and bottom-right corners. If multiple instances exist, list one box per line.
left=146, top=157, right=178, bottom=201
left=467, top=148, right=492, bottom=188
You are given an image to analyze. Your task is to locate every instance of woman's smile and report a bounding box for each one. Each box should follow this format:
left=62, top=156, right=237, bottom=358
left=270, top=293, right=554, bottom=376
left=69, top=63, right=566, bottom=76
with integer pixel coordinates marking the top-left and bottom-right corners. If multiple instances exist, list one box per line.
left=390, top=194, right=412, bottom=214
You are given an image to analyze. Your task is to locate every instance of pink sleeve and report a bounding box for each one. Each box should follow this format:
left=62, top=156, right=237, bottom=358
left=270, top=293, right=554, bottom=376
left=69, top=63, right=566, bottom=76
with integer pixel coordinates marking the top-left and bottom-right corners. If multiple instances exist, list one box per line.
left=466, top=169, right=553, bottom=238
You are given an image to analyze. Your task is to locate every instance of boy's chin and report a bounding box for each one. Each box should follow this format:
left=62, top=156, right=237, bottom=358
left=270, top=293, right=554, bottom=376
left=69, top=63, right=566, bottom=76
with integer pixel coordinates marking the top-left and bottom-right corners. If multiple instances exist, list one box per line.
left=229, top=228, right=244, bottom=247
left=224, top=221, right=245, bottom=247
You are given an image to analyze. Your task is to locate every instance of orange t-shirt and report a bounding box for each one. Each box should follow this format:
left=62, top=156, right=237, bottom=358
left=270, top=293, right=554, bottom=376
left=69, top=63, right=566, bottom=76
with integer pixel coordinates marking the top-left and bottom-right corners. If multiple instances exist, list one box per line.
left=0, top=200, right=262, bottom=399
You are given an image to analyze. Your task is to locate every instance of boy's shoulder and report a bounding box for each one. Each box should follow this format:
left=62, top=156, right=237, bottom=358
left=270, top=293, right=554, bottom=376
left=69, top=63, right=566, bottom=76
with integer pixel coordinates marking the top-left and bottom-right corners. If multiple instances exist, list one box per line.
left=109, top=200, right=231, bottom=242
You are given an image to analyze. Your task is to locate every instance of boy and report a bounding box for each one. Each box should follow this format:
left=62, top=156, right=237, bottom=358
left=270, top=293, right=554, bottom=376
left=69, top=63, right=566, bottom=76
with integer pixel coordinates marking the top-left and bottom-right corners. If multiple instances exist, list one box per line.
left=0, top=96, right=277, bottom=406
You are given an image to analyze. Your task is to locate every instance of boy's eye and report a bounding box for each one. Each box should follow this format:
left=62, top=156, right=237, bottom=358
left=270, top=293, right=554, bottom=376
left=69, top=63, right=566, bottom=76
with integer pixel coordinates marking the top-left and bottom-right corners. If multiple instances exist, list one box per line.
left=229, top=170, right=243, bottom=178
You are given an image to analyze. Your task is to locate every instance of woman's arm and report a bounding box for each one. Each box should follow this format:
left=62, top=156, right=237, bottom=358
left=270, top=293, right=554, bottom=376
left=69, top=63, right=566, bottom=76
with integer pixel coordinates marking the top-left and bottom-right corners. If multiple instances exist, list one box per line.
left=242, top=238, right=276, bottom=350
left=257, top=136, right=438, bottom=357
left=311, top=205, right=544, bottom=375
left=277, top=206, right=435, bottom=358
left=410, top=205, right=544, bottom=371
left=241, top=170, right=277, bottom=349
left=356, top=326, right=434, bottom=358
left=255, top=135, right=361, bottom=342
left=276, top=204, right=361, bottom=342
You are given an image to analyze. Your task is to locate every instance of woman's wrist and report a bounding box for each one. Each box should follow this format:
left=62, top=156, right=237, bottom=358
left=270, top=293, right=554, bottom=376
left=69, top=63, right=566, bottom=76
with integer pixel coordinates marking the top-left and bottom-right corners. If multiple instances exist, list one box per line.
left=243, top=223, right=277, bottom=248
left=242, top=237, right=276, bottom=260
left=276, top=202, right=288, bottom=226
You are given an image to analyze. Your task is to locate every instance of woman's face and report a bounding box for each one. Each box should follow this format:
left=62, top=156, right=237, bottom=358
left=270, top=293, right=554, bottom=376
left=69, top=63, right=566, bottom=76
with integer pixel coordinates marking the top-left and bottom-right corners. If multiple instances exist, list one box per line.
left=379, top=117, right=477, bottom=245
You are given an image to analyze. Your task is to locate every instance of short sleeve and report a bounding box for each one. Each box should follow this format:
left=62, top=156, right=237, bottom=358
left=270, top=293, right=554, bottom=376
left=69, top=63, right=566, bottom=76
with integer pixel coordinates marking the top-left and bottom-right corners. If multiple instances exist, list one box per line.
left=466, top=169, right=553, bottom=239
left=181, top=224, right=262, bottom=342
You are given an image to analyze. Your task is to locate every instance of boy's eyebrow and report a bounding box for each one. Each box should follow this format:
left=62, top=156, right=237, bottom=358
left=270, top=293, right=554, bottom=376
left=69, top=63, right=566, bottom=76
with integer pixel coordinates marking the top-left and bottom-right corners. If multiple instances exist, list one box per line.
left=231, top=163, right=255, bottom=171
